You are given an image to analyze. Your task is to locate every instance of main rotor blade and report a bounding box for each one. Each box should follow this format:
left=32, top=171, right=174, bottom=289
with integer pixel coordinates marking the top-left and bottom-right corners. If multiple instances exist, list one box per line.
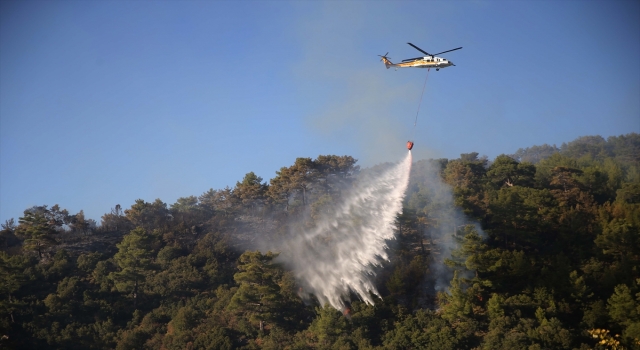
left=433, top=47, right=462, bottom=56
left=407, top=42, right=432, bottom=56
left=402, top=57, right=424, bottom=62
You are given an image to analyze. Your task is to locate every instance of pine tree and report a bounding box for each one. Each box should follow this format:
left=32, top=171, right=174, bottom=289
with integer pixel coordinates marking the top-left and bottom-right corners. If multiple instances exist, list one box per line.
left=110, top=227, right=155, bottom=309
left=228, top=251, right=283, bottom=331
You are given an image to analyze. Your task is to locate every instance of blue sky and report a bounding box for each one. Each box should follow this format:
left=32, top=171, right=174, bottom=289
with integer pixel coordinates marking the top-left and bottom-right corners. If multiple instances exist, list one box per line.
left=1, top=1, right=638, bottom=223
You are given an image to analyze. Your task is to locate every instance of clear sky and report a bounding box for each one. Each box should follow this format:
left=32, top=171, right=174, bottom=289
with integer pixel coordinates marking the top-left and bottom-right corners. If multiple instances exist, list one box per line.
left=1, top=0, right=639, bottom=224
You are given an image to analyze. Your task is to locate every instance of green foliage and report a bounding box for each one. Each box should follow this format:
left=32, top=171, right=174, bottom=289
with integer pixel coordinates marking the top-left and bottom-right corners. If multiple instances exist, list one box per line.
left=124, top=199, right=170, bottom=232
left=192, top=326, right=234, bottom=350
left=100, top=204, right=131, bottom=233
left=235, top=172, right=268, bottom=211
left=487, top=186, right=557, bottom=250
left=269, top=155, right=358, bottom=215
left=109, top=227, right=156, bottom=308
left=486, top=154, right=536, bottom=188
left=383, top=309, right=459, bottom=349
left=149, top=256, right=204, bottom=299
left=228, top=251, right=285, bottom=332
left=512, top=143, right=560, bottom=164
left=0, top=252, right=27, bottom=331
left=443, top=154, right=488, bottom=218
left=2, top=135, right=639, bottom=349
left=77, top=252, right=103, bottom=273
left=306, top=305, right=350, bottom=347
left=607, top=282, right=640, bottom=345
left=617, top=182, right=640, bottom=204
left=16, top=206, right=64, bottom=258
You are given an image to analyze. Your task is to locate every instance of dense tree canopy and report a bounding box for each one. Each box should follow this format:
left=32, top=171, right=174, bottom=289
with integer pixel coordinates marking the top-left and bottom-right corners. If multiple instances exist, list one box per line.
left=1, top=134, right=639, bottom=349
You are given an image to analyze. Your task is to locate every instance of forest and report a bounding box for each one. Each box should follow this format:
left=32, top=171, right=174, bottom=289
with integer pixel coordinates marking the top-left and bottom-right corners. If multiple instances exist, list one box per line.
left=1, top=133, right=639, bottom=350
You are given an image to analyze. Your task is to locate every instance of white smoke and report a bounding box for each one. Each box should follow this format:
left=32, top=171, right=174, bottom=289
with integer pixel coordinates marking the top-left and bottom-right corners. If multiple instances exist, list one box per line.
left=407, top=158, right=486, bottom=297
left=276, top=152, right=412, bottom=310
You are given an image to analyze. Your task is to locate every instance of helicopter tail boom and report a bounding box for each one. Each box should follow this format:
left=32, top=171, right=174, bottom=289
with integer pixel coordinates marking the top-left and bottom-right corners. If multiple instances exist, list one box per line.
left=379, top=55, right=394, bottom=69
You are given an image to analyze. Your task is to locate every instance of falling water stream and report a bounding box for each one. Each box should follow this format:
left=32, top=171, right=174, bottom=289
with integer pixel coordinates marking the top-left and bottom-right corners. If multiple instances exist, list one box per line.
left=278, top=152, right=413, bottom=310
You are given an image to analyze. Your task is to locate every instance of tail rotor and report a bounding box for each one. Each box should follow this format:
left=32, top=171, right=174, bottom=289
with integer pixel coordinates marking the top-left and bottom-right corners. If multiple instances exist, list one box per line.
left=378, top=52, right=390, bottom=61
left=378, top=53, right=393, bottom=69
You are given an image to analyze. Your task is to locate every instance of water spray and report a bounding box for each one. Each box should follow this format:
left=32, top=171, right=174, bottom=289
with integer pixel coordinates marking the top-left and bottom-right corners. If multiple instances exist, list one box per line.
left=277, top=152, right=413, bottom=310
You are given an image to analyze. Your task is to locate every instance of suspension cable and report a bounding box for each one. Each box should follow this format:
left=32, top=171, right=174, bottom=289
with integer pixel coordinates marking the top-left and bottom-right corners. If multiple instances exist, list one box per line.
left=412, top=68, right=431, bottom=138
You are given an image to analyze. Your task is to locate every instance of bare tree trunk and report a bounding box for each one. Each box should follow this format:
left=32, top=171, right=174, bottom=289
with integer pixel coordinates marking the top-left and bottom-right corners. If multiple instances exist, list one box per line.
left=9, top=295, right=14, bottom=323
left=134, top=278, right=138, bottom=309
left=302, top=187, right=306, bottom=206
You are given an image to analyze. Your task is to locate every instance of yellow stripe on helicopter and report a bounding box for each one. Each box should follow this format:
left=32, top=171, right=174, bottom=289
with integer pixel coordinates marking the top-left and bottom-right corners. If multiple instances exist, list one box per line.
left=379, top=42, right=462, bottom=71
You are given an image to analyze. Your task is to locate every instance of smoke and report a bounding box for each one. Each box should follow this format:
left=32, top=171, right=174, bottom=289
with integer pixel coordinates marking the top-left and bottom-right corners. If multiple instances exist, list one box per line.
left=290, top=3, right=422, bottom=166
left=271, top=152, right=412, bottom=310
left=407, top=158, right=485, bottom=295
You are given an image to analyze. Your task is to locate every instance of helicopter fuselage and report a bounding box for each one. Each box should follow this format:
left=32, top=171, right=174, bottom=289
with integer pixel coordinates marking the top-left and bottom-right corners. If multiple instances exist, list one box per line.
left=380, top=56, right=453, bottom=70
left=380, top=43, right=461, bottom=71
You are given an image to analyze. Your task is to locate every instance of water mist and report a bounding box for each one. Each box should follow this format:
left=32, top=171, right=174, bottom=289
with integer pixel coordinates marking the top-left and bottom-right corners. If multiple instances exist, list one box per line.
left=277, top=152, right=413, bottom=310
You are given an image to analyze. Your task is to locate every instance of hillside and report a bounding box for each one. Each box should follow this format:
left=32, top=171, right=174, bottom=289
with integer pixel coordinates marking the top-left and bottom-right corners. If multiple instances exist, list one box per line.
left=1, top=133, right=639, bottom=349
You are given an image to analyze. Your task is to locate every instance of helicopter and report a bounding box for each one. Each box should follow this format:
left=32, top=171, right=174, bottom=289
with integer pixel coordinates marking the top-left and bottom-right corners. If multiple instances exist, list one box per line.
left=379, top=43, right=462, bottom=71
